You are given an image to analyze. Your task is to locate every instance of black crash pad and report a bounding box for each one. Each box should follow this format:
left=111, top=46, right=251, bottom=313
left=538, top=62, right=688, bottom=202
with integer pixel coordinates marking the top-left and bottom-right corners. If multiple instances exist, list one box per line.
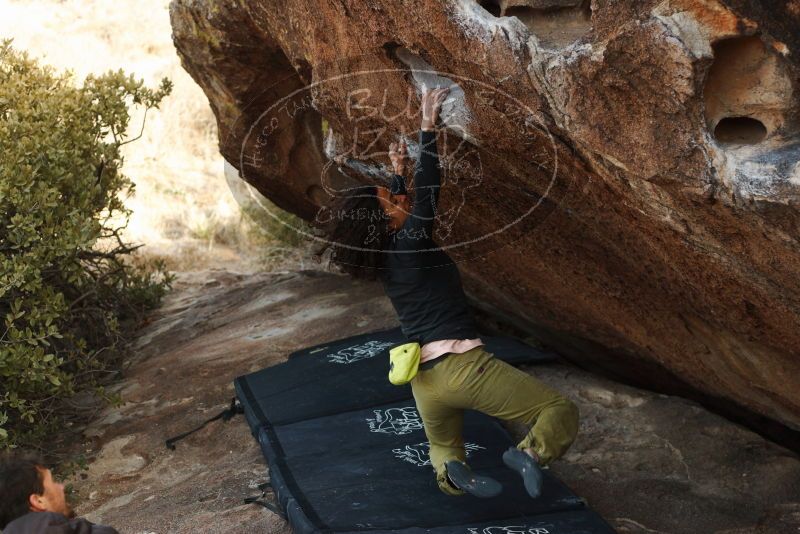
left=236, top=327, right=558, bottom=426
left=287, top=326, right=556, bottom=363
left=255, top=403, right=585, bottom=526
left=234, top=329, right=616, bottom=534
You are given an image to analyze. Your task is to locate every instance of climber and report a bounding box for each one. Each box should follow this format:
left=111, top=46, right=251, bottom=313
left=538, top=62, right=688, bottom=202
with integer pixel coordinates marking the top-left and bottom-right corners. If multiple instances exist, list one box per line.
left=315, top=85, right=580, bottom=498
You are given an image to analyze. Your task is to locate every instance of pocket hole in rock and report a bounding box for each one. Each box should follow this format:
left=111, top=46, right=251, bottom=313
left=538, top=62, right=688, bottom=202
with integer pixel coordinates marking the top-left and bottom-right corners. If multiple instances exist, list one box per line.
left=476, top=0, right=592, bottom=48
left=507, top=1, right=592, bottom=48
left=703, top=36, right=792, bottom=146
left=713, top=116, right=768, bottom=145
left=477, top=0, right=502, bottom=17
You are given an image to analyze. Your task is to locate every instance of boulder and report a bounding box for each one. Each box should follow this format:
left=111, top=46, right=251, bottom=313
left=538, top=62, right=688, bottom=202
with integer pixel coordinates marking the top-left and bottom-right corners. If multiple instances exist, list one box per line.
left=169, top=0, right=800, bottom=429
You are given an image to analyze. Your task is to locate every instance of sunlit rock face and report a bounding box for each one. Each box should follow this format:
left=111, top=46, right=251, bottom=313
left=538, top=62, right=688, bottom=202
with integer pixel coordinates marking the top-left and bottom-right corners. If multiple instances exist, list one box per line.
left=169, top=0, right=800, bottom=429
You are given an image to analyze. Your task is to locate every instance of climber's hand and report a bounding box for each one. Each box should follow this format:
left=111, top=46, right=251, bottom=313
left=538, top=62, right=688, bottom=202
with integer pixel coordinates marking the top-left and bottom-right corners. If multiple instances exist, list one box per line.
left=389, top=138, right=408, bottom=175
left=420, top=86, right=450, bottom=131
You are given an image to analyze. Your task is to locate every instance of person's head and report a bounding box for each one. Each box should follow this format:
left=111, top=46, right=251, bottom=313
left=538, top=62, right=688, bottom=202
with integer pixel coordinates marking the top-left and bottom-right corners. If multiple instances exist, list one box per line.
left=377, top=185, right=411, bottom=232
left=0, top=453, right=73, bottom=528
left=314, top=184, right=410, bottom=280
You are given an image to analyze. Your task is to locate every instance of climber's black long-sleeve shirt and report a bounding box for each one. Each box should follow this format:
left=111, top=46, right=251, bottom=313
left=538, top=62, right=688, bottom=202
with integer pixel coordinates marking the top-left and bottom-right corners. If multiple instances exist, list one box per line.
left=379, top=129, right=480, bottom=345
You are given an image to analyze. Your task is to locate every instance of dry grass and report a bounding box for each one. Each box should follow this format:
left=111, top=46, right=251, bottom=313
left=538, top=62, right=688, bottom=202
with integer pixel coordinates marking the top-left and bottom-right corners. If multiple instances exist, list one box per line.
left=0, top=0, right=313, bottom=272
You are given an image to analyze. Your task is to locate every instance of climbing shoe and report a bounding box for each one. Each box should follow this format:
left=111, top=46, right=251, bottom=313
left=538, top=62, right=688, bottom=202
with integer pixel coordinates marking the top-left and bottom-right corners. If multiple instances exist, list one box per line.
left=502, top=447, right=544, bottom=498
left=445, top=460, right=502, bottom=498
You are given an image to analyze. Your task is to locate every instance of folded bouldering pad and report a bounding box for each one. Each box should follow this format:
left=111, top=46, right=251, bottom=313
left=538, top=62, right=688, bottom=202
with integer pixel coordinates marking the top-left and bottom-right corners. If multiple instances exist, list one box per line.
left=235, top=328, right=616, bottom=533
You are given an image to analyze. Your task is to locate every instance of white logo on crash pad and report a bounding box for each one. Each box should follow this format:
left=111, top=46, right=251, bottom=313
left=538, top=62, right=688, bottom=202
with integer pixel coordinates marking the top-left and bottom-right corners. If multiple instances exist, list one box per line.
left=392, top=441, right=485, bottom=467
left=468, top=528, right=550, bottom=534
left=367, top=406, right=422, bottom=435
left=326, top=340, right=396, bottom=364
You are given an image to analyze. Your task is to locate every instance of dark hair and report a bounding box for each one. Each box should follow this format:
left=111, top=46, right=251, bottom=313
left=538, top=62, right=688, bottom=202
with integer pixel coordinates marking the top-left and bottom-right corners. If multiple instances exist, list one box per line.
left=0, top=452, right=46, bottom=528
left=314, top=185, right=392, bottom=281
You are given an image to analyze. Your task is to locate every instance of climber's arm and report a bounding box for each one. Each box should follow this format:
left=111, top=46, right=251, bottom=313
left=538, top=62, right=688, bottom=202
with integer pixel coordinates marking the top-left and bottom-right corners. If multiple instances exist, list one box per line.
left=401, top=128, right=440, bottom=240
left=400, top=86, right=450, bottom=244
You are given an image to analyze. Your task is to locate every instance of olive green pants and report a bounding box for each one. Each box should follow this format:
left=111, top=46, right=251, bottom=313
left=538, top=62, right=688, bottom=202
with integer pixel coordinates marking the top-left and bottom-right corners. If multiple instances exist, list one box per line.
left=410, top=345, right=579, bottom=496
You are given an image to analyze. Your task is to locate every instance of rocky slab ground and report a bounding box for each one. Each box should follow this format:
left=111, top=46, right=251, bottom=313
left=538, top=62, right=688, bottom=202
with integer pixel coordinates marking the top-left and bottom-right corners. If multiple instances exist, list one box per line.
left=72, top=269, right=800, bottom=534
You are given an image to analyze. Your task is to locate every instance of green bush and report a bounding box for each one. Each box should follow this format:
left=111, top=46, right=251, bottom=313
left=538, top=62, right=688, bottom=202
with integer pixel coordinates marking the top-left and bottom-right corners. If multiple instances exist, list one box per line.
left=0, top=40, right=175, bottom=449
